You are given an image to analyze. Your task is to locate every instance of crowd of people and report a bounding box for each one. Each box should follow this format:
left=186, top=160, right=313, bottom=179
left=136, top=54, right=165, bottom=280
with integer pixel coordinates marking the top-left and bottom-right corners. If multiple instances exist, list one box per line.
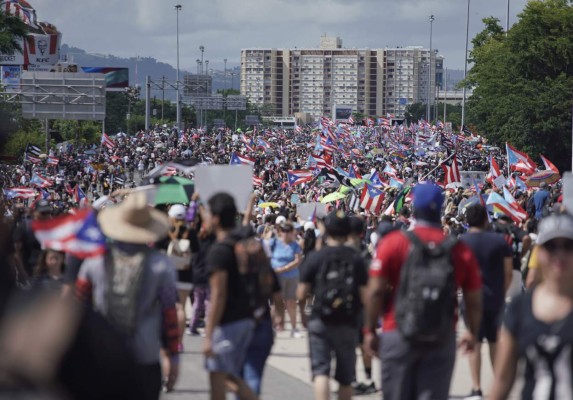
left=0, top=118, right=571, bottom=400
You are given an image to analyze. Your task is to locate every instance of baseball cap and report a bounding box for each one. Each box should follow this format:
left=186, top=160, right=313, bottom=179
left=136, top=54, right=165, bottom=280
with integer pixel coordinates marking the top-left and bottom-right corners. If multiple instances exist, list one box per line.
left=412, top=183, right=443, bottom=223
left=275, top=215, right=287, bottom=225
left=168, top=204, right=187, bottom=220
left=537, top=213, right=573, bottom=246
left=324, top=210, right=350, bottom=237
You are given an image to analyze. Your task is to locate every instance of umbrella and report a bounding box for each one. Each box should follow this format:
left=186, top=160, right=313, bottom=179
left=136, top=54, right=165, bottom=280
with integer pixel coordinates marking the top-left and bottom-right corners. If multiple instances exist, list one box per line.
left=135, top=184, right=192, bottom=205
left=259, top=202, right=280, bottom=208
left=525, top=170, right=560, bottom=187
left=321, top=192, right=346, bottom=203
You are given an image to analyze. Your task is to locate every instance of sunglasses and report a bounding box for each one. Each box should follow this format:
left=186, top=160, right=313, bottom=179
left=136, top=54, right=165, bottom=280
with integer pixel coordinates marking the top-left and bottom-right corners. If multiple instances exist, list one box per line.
left=542, top=239, right=573, bottom=253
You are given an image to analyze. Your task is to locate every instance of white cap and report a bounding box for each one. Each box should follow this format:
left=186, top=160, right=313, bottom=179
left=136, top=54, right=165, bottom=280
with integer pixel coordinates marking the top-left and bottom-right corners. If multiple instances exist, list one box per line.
left=168, top=204, right=187, bottom=220
left=304, top=221, right=316, bottom=231
left=275, top=215, right=287, bottom=225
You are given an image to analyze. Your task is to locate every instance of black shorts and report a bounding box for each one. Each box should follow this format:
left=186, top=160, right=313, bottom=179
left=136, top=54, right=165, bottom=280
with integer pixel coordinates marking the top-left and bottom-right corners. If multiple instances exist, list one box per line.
left=478, top=308, right=502, bottom=343
left=308, top=318, right=357, bottom=386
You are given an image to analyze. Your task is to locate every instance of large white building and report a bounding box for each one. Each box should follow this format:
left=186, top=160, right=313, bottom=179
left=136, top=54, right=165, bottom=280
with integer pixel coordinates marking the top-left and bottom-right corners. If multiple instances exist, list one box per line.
left=240, top=37, right=443, bottom=119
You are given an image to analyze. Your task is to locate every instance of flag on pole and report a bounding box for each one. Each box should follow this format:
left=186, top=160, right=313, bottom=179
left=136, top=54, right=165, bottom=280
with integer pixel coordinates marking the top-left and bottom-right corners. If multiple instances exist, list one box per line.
left=30, top=173, right=53, bottom=188
left=506, top=143, right=536, bottom=174
left=486, top=192, right=526, bottom=223
left=360, top=184, right=385, bottom=214
left=229, top=152, right=255, bottom=166
left=101, top=133, right=116, bottom=149
left=539, top=154, right=559, bottom=174
left=441, top=154, right=461, bottom=185
left=2, top=187, right=36, bottom=199
left=503, top=187, right=528, bottom=221
left=24, top=153, right=42, bottom=164
left=47, top=156, right=59, bottom=166
left=73, top=185, right=88, bottom=206
left=287, top=170, right=314, bottom=186
left=25, top=143, right=42, bottom=156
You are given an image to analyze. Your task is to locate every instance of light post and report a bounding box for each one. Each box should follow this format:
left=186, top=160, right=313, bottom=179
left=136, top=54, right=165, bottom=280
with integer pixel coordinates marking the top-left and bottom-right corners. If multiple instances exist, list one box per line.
left=427, top=14, right=435, bottom=123
left=205, top=60, right=209, bottom=75
left=200, top=45, right=205, bottom=74
left=175, top=4, right=182, bottom=132
left=224, top=58, right=228, bottom=90
left=461, top=0, right=470, bottom=129
left=506, top=0, right=510, bottom=35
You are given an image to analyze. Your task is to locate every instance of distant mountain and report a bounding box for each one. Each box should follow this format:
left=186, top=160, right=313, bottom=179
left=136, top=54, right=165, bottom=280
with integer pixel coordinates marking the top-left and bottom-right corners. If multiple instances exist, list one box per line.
left=60, top=44, right=240, bottom=101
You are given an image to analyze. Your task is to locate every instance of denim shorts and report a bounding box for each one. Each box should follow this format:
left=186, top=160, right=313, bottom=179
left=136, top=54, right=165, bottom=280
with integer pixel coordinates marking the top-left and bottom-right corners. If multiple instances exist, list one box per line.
left=205, top=318, right=255, bottom=378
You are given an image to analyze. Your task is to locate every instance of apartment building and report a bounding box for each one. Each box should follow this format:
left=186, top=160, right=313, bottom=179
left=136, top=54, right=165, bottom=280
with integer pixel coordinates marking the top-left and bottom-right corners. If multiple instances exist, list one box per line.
left=240, top=37, right=442, bottom=119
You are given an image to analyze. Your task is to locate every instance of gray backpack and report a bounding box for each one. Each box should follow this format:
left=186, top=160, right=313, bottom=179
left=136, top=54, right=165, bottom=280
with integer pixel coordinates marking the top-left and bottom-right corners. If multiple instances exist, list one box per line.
left=395, top=231, right=457, bottom=344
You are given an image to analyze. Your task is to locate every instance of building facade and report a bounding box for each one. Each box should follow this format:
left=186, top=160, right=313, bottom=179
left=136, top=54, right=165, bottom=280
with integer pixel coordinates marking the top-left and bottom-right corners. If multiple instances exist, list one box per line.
left=240, top=37, right=443, bottom=119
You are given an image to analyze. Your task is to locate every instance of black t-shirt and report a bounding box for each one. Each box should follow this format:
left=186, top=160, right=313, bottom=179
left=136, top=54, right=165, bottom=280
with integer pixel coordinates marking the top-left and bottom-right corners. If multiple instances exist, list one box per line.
left=461, top=231, right=512, bottom=311
left=300, top=245, right=368, bottom=326
left=191, top=233, right=216, bottom=286
left=504, top=291, right=573, bottom=400
left=206, top=241, right=255, bottom=325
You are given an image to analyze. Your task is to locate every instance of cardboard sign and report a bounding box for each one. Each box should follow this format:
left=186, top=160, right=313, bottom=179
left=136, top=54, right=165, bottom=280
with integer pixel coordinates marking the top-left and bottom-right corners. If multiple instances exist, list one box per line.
left=563, top=172, right=573, bottom=214
left=195, top=165, right=253, bottom=212
left=493, top=175, right=507, bottom=189
left=460, top=171, right=486, bottom=188
left=290, top=194, right=301, bottom=205
left=296, top=202, right=327, bottom=222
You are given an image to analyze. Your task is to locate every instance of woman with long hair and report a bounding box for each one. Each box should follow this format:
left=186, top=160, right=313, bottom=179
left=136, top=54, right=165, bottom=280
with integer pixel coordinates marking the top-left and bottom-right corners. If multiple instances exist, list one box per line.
left=32, top=249, right=65, bottom=291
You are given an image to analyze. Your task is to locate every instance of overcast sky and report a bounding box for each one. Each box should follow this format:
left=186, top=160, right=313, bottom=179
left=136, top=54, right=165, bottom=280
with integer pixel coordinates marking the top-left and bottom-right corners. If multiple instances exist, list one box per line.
left=33, top=0, right=529, bottom=72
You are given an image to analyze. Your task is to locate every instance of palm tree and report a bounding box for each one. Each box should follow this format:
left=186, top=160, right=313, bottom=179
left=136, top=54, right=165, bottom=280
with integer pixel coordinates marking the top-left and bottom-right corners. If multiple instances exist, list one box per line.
left=0, top=9, right=28, bottom=54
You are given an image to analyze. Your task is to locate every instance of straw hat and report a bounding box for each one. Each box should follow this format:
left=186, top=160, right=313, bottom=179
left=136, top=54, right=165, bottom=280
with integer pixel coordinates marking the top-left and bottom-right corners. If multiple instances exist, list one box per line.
left=98, top=192, right=169, bottom=244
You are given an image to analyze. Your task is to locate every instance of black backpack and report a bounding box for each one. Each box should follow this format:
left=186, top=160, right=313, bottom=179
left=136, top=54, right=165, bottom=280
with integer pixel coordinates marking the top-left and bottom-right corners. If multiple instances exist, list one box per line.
left=313, top=248, right=360, bottom=323
left=229, top=230, right=274, bottom=320
left=395, top=231, right=457, bottom=344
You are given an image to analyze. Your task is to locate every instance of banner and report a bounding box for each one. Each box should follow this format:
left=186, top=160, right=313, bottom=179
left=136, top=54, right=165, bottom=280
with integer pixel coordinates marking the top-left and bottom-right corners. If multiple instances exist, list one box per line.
left=24, top=33, right=61, bottom=70
left=460, top=171, right=486, bottom=189
left=81, top=67, right=129, bottom=90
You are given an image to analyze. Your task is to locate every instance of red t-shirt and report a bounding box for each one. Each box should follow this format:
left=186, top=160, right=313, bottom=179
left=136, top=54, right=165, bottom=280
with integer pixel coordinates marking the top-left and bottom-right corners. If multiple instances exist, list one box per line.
left=370, top=226, right=482, bottom=332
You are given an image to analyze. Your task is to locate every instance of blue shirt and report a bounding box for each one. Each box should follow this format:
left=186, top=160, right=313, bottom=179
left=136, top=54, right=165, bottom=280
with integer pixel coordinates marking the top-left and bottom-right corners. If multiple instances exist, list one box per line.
left=267, top=238, right=302, bottom=279
left=533, top=189, right=549, bottom=218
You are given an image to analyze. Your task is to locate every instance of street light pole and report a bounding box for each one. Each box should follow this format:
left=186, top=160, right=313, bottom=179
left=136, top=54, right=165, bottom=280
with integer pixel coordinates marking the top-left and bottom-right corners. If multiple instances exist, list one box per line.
left=461, top=0, right=470, bottom=129
left=427, top=15, right=435, bottom=123
left=224, top=58, right=228, bottom=90
left=506, top=0, right=510, bottom=35
left=200, top=46, right=205, bottom=75
left=175, top=4, right=182, bottom=132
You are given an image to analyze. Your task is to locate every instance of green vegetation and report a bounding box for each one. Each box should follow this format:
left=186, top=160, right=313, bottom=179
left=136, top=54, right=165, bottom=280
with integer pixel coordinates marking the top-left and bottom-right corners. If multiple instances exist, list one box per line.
left=466, top=0, right=573, bottom=171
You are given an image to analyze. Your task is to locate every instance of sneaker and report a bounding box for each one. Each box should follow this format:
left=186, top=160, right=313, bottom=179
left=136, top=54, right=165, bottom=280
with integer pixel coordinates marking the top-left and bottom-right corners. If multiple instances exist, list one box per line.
left=362, top=382, right=376, bottom=394
left=465, top=389, right=483, bottom=399
left=290, top=329, right=304, bottom=338
left=188, top=328, right=201, bottom=336
left=352, top=382, right=367, bottom=395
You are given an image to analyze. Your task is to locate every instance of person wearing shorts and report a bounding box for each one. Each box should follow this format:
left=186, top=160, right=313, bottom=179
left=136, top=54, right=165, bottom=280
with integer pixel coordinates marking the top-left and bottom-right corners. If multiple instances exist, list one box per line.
left=267, top=221, right=303, bottom=337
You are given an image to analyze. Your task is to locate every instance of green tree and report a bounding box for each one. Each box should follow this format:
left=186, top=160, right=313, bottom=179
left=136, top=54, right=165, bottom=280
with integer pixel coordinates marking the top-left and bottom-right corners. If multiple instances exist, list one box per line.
left=0, top=10, right=28, bottom=54
left=466, top=0, right=573, bottom=171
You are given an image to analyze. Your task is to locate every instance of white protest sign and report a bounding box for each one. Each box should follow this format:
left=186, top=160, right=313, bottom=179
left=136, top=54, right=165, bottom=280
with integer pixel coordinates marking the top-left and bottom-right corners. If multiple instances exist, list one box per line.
left=296, top=202, right=327, bottom=221
left=460, top=171, right=487, bottom=188
left=563, top=172, right=573, bottom=214
left=493, top=175, right=507, bottom=189
left=195, top=165, right=253, bottom=212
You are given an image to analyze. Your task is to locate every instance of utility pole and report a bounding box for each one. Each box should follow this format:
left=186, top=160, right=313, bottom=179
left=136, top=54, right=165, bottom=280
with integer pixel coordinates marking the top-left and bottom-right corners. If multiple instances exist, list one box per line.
left=175, top=4, right=182, bottom=131
left=427, top=15, right=435, bottom=123
left=461, top=0, right=470, bottom=128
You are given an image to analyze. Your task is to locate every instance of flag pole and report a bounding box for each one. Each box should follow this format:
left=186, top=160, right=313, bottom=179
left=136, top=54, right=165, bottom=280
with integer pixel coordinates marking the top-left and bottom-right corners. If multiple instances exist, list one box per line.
left=421, top=151, right=456, bottom=181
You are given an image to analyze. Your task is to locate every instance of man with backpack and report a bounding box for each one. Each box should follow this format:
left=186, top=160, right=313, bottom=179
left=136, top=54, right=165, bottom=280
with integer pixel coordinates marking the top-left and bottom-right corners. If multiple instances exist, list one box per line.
left=297, top=210, right=368, bottom=400
left=364, top=183, right=483, bottom=400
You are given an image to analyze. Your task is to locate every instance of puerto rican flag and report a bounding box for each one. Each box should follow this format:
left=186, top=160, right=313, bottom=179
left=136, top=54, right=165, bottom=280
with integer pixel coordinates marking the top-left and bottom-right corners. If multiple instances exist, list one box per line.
left=253, top=176, right=264, bottom=186
left=506, top=143, right=536, bottom=175
left=32, top=209, right=106, bottom=259
left=101, top=132, right=116, bottom=149
left=2, top=187, right=36, bottom=199
left=347, top=115, right=354, bottom=125
left=503, top=187, right=528, bottom=221
left=348, top=164, right=362, bottom=179
left=370, top=172, right=387, bottom=188
left=383, top=163, right=398, bottom=177
left=540, top=154, right=559, bottom=174
left=487, top=155, right=502, bottom=184
left=30, top=173, right=53, bottom=188
left=441, top=154, right=461, bottom=185
left=287, top=170, right=313, bottom=186
left=73, top=185, right=88, bottom=207
left=487, top=191, right=526, bottom=223
left=47, top=156, right=59, bottom=166
left=256, top=138, right=271, bottom=151
left=2, top=0, right=38, bottom=28
left=161, top=166, right=178, bottom=176
left=360, top=184, right=385, bottom=214
left=377, top=117, right=391, bottom=127
left=230, top=152, right=255, bottom=166
left=25, top=153, right=42, bottom=164
left=294, top=125, right=303, bottom=134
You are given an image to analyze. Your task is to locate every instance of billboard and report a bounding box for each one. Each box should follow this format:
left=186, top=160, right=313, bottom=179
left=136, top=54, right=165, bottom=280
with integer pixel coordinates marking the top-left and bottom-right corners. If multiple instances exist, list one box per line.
left=1, top=66, right=21, bottom=92
left=20, top=72, right=106, bottom=121
left=81, top=67, right=129, bottom=90
left=332, top=104, right=353, bottom=122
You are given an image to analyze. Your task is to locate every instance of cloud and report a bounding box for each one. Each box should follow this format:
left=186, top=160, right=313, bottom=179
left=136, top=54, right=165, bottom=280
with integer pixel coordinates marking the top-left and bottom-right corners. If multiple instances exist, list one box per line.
left=31, top=0, right=529, bottom=70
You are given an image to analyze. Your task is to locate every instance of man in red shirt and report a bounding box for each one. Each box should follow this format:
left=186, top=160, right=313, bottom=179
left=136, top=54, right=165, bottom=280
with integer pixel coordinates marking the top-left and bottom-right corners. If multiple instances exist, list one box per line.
left=364, top=183, right=483, bottom=400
